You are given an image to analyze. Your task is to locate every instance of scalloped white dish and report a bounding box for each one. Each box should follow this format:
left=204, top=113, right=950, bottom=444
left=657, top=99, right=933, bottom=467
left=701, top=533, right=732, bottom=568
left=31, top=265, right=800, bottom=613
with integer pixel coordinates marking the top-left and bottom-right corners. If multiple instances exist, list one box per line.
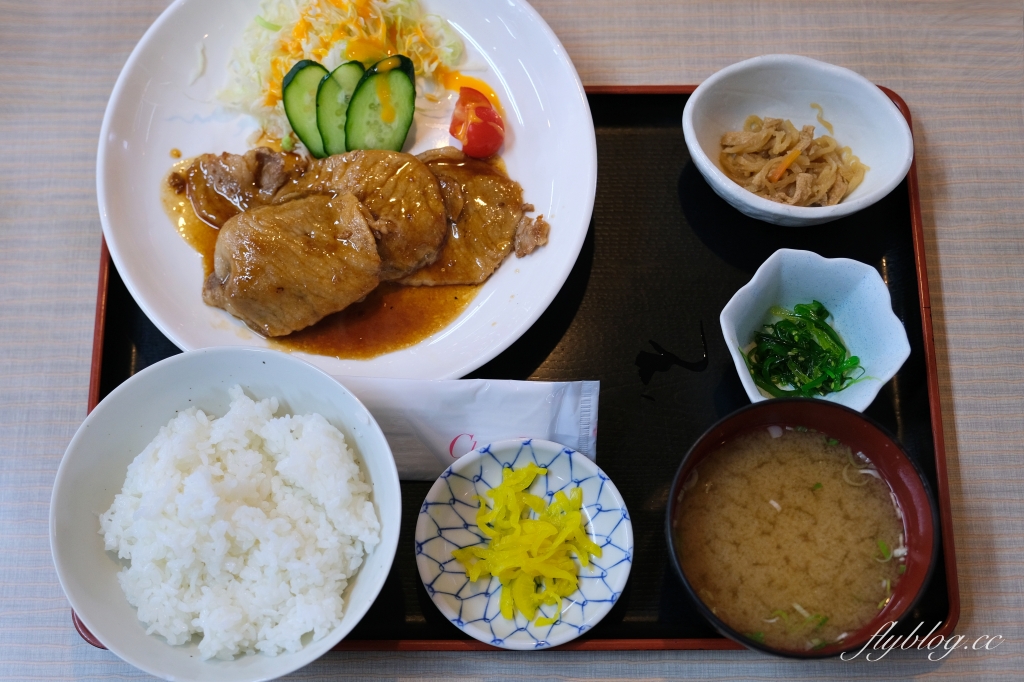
left=97, top=0, right=596, bottom=379
left=720, top=248, right=911, bottom=412
left=415, top=439, right=633, bottom=650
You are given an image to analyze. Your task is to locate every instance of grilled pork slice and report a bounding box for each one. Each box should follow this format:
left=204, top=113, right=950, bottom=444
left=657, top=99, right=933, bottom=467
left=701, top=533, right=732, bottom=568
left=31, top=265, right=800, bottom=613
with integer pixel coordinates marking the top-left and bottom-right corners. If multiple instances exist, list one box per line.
left=514, top=213, right=550, bottom=258
left=399, top=147, right=529, bottom=286
left=274, top=149, right=447, bottom=281
left=183, top=147, right=309, bottom=227
left=203, top=194, right=380, bottom=337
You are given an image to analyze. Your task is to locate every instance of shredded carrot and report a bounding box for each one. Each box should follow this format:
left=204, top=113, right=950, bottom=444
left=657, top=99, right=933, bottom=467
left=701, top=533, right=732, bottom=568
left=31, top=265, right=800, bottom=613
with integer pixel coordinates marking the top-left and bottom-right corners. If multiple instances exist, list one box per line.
left=767, top=148, right=802, bottom=183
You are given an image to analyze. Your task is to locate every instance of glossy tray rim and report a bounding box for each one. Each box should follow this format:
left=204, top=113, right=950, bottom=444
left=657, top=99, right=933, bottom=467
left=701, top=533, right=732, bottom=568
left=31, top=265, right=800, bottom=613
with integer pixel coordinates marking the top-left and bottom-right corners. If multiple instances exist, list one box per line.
left=77, top=84, right=959, bottom=653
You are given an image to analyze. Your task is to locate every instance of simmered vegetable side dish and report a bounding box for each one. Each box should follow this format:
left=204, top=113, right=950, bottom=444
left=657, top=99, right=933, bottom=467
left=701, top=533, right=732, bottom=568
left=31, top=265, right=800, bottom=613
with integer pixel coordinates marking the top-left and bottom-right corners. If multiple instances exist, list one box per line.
left=743, top=301, right=865, bottom=397
left=719, top=114, right=868, bottom=207
left=452, top=463, right=602, bottom=626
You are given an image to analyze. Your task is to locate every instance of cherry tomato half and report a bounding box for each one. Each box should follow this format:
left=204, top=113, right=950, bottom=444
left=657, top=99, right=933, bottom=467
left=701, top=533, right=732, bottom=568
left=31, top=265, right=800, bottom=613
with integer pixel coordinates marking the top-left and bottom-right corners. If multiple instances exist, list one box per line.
left=449, top=87, right=505, bottom=158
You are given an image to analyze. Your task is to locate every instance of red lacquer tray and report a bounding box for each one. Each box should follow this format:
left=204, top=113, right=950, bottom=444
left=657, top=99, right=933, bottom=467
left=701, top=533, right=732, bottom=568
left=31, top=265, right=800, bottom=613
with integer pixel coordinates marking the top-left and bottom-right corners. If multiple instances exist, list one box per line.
left=76, top=86, right=958, bottom=652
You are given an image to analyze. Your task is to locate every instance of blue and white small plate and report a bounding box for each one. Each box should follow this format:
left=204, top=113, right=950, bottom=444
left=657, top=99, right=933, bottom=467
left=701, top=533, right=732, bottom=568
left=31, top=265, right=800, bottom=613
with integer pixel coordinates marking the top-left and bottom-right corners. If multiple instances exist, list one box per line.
left=415, top=439, right=633, bottom=650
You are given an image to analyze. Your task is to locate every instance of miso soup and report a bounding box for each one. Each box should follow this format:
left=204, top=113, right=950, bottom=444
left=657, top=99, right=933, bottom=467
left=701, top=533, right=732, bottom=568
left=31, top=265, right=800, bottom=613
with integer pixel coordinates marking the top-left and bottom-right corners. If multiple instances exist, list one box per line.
left=673, top=428, right=905, bottom=651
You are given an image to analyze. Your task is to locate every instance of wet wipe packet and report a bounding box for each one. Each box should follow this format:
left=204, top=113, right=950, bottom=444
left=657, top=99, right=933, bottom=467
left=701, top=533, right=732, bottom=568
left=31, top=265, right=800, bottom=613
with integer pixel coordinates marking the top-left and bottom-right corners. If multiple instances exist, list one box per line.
left=333, top=376, right=599, bottom=480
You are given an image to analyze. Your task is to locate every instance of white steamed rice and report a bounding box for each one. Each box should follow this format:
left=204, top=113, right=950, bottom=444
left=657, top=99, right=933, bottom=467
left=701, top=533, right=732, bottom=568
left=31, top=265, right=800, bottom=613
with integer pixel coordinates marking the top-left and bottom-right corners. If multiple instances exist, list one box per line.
left=99, top=386, right=379, bottom=660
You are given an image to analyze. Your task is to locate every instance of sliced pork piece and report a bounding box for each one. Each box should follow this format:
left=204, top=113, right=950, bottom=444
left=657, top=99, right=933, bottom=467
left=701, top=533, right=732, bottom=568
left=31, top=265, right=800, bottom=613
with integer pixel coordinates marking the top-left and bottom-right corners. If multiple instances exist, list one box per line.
left=185, top=147, right=308, bottom=227
left=274, top=150, right=447, bottom=281
left=514, top=214, right=550, bottom=257
left=399, top=147, right=528, bottom=287
left=203, top=194, right=380, bottom=337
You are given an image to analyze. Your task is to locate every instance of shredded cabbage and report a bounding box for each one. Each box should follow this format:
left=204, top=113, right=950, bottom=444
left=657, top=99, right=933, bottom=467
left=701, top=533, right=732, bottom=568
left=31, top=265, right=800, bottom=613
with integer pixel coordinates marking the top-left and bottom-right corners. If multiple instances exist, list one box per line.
left=218, top=0, right=464, bottom=139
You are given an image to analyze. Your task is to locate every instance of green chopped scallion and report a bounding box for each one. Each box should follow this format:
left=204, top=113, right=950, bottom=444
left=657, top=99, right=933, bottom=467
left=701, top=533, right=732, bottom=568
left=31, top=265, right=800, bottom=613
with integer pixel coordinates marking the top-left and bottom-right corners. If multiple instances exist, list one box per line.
left=812, top=482, right=823, bottom=491
left=827, top=438, right=839, bottom=446
left=747, top=631, right=765, bottom=643
left=877, top=539, right=892, bottom=561
left=898, top=564, right=906, bottom=575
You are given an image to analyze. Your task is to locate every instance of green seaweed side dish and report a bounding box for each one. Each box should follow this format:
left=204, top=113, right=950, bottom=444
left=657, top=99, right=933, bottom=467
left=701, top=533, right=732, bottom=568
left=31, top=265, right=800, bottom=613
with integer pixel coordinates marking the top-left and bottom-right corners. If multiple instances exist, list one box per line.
left=742, top=300, right=865, bottom=397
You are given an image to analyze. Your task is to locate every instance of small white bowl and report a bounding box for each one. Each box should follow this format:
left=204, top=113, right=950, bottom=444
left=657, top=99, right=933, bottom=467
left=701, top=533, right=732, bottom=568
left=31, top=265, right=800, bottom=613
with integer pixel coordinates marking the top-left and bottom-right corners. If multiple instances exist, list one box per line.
left=720, top=249, right=911, bottom=412
left=49, top=348, right=400, bottom=682
left=414, top=439, right=633, bottom=650
left=683, top=54, right=914, bottom=226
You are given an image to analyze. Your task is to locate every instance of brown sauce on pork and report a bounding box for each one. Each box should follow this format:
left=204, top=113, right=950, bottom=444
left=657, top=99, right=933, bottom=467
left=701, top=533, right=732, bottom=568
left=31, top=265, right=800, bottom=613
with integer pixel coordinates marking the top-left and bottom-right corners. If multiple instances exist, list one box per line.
left=162, top=163, right=479, bottom=359
left=163, top=161, right=218, bottom=278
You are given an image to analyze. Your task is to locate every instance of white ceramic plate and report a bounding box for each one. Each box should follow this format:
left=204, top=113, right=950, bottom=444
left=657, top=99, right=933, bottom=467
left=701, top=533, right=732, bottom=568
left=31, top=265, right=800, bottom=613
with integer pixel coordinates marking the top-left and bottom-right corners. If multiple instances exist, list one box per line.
left=415, top=439, right=633, bottom=650
left=97, top=0, right=596, bottom=379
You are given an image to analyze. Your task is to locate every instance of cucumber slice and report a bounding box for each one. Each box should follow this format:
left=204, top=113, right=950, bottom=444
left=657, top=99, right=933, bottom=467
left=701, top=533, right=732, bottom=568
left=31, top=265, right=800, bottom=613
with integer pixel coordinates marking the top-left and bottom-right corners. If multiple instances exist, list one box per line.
left=282, top=60, right=329, bottom=158
left=345, top=56, right=416, bottom=152
left=316, top=61, right=365, bottom=156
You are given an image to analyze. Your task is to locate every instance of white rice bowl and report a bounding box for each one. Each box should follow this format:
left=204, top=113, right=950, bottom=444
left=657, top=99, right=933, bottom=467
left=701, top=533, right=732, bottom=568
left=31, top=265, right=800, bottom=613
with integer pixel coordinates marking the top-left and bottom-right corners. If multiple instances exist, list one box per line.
left=99, top=386, right=380, bottom=661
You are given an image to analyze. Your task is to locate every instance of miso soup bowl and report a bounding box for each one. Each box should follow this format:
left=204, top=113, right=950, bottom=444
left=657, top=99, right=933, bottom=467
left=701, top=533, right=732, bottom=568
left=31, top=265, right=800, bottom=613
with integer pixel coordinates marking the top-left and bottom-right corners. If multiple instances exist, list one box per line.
left=665, top=398, right=938, bottom=659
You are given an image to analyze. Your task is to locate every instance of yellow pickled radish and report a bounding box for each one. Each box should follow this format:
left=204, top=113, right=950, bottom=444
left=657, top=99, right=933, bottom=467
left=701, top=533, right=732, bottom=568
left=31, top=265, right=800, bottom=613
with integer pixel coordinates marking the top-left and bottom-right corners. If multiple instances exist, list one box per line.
left=451, top=463, right=603, bottom=626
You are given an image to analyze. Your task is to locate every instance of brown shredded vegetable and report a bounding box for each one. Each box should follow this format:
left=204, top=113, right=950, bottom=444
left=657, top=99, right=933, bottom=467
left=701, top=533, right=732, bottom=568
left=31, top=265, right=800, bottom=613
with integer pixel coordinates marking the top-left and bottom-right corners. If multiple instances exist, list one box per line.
left=720, top=114, right=868, bottom=207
